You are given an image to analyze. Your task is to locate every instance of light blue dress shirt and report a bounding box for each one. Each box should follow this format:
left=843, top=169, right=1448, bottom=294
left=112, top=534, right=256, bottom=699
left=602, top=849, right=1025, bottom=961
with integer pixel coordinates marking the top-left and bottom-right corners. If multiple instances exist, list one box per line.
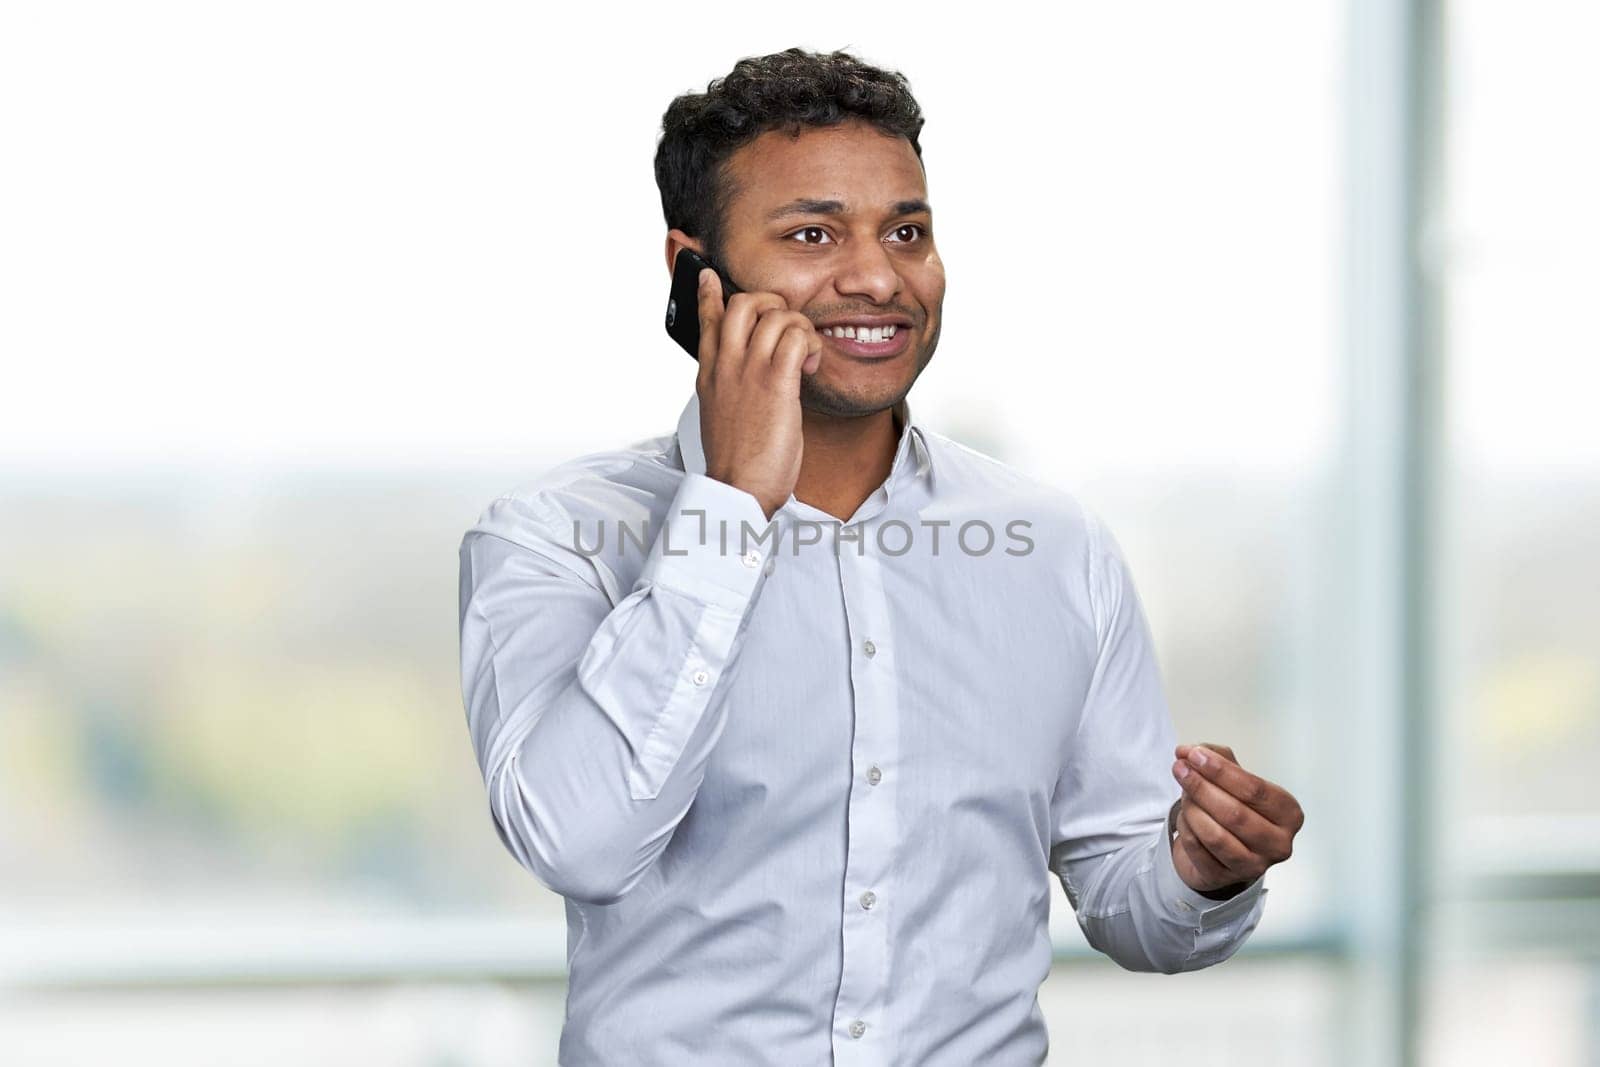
left=457, top=391, right=1268, bottom=1065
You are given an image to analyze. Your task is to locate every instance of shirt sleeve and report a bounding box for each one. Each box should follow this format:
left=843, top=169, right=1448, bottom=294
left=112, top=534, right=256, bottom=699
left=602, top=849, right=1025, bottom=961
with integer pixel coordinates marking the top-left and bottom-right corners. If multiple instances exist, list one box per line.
left=458, top=472, right=776, bottom=906
left=1046, top=508, right=1268, bottom=973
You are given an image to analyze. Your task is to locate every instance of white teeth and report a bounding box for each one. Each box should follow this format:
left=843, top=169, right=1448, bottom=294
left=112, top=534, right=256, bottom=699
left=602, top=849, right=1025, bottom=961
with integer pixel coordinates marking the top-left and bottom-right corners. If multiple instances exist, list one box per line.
left=824, top=324, right=899, bottom=341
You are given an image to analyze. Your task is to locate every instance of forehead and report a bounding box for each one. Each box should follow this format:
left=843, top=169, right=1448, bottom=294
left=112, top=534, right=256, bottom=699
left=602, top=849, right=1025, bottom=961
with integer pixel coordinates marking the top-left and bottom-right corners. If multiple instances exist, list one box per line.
left=721, top=119, right=927, bottom=221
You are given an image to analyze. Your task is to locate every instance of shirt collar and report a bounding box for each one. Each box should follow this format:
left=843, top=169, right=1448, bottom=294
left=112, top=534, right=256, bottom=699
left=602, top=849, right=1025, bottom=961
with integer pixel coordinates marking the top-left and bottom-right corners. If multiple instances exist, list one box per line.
left=673, top=390, right=933, bottom=491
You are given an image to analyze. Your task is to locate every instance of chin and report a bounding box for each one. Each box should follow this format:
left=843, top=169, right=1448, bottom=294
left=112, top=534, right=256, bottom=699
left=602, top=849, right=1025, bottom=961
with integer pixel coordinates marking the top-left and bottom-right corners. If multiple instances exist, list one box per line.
left=799, top=378, right=910, bottom=419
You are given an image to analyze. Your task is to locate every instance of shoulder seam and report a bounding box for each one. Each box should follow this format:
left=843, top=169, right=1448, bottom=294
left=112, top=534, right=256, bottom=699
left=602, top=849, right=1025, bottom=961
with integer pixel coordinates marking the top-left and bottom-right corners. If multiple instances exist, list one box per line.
left=1083, top=506, right=1106, bottom=650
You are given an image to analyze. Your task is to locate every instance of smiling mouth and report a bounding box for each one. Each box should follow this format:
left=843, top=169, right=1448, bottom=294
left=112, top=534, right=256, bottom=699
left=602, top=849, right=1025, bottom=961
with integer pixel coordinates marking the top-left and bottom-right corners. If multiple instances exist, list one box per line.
left=819, top=325, right=912, bottom=360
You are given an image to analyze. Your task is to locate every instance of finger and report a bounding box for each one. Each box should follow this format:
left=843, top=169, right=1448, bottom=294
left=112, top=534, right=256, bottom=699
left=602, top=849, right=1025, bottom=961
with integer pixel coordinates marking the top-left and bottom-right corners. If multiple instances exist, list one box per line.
left=769, top=320, right=823, bottom=385
left=1175, top=741, right=1235, bottom=765
left=1175, top=808, right=1236, bottom=885
left=749, top=310, right=818, bottom=374
left=1181, top=743, right=1285, bottom=821
left=1174, top=758, right=1290, bottom=861
left=800, top=321, right=824, bottom=375
left=696, top=268, right=725, bottom=374
left=1178, top=796, right=1256, bottom=878
left=717, top=291, right=788, bottom=380
left=1173, top=799, right=1236, bottom=882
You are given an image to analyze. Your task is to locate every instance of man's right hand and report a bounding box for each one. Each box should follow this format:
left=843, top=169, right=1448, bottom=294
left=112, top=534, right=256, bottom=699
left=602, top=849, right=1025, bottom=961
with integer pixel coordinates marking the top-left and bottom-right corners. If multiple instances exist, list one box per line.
left=695, top=267, right=823, bottom=521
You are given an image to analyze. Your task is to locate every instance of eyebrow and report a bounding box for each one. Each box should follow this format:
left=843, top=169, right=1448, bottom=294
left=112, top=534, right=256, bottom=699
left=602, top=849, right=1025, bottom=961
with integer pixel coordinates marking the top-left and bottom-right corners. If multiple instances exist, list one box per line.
left=764, top=197, right=932, bottom=222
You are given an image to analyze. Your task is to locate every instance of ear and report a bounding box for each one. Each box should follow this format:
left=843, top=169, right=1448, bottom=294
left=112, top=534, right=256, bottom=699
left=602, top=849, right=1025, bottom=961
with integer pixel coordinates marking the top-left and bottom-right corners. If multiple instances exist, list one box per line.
left=665, top=229, right=706, bottom=276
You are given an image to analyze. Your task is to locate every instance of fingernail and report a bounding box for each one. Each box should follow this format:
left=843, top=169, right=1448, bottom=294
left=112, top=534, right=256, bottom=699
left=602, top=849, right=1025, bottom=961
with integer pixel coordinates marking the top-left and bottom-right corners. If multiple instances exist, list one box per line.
left=698, top=268, right=712, bottom=289
left=1189, top=748, right=1208, bottom=768
left=1176, top=763, right=1190, bottom=779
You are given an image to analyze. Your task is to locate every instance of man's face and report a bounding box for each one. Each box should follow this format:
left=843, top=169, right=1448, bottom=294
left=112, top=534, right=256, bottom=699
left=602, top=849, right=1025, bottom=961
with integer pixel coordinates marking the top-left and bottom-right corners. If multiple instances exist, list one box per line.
left=707, top=118, right=945, bottom=419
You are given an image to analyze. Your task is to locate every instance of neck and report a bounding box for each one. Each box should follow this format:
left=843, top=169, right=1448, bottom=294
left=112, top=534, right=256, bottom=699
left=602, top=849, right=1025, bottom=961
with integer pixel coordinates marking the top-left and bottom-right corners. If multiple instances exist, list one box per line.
left=793, top=402, right=903, bottom=522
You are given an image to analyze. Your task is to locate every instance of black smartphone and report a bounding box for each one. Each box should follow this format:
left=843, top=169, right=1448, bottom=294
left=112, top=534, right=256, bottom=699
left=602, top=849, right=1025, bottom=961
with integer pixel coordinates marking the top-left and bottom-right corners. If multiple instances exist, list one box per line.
left=665, top=248, right=741, bottom=360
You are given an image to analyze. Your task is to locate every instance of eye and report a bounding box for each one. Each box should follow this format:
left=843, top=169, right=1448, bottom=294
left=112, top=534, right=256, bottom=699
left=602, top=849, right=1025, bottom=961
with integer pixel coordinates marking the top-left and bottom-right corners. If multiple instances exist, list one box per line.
left=887, top=224, right=927, bottom=243
left=786, top=226, right=833, bottom=245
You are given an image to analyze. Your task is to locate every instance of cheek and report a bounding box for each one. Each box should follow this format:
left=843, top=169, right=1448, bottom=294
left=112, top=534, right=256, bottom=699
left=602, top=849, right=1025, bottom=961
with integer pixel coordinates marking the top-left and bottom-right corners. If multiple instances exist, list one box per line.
left=769, top=276, right=830, bottom=311
left=913, top=263, right=946, bottom=313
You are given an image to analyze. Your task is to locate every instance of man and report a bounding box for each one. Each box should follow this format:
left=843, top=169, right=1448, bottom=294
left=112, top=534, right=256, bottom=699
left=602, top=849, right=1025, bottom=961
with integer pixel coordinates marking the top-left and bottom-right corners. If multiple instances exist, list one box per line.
left=458, top=47, right=1304, bottom=1065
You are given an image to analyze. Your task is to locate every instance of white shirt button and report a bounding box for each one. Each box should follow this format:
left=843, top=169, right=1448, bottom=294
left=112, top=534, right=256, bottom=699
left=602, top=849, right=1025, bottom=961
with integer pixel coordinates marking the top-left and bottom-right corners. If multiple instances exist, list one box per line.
left=692, top=669, right=710, bottom=686
left=1175, top=899, right=1196, bottom=913
left=848, top=1019, right=867, bottom=1039
left=741, top=549, right=761, bottom=568
left=859, top=890, right=877, bottom=910
left=866, top=765, right=882, bottom=785
left=862, top=639, right=877, bottom=657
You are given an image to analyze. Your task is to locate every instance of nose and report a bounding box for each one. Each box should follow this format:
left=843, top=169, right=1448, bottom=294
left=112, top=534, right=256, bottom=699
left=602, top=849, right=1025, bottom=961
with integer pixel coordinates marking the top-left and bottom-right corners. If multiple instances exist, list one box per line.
left=832, top=238, right=903, bottom=306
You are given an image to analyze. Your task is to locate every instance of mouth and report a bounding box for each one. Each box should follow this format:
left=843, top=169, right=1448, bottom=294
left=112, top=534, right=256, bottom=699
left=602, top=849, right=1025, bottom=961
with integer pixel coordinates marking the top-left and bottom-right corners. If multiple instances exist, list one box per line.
left=818, top=323, right=913, bottom=361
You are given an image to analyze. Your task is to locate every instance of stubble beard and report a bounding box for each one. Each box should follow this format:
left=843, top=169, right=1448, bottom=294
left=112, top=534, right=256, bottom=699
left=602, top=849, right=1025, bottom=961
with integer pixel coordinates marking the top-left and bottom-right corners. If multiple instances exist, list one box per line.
left=799, top=319, right=940, bottom=419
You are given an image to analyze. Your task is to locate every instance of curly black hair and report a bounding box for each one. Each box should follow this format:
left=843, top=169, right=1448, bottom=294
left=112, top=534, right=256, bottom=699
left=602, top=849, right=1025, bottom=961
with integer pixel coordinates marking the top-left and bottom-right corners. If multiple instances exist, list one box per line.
left=654, top=47, right=926, bottom=267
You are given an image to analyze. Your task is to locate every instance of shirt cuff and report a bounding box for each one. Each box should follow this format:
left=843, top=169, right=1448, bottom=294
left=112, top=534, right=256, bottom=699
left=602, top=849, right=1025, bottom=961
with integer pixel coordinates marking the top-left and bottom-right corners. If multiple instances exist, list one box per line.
left=635, top=473, right=777, bottom=613
left=1152, top=809, right=1268, bottom=930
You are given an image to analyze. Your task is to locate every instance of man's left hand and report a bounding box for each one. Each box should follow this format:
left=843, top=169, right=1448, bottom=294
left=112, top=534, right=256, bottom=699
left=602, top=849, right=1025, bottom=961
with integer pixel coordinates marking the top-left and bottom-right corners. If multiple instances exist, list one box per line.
left=1170, top=742, right=1304, bottom=897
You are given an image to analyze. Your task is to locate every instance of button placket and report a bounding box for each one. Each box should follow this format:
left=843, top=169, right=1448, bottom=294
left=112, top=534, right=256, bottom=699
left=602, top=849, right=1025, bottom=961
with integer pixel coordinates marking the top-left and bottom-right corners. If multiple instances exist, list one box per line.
left=828, top=526, right=899, bottom=1059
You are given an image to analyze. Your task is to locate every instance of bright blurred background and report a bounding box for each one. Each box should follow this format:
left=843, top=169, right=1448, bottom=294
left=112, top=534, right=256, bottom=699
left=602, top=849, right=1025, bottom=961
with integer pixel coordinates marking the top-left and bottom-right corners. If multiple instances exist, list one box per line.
left=1, top=2, right=1596, bottom=1064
